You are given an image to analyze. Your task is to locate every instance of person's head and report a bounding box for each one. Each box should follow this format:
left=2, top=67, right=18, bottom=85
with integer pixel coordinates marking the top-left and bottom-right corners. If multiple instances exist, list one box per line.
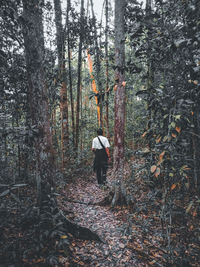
left=97, top=128, right=103, bottom=136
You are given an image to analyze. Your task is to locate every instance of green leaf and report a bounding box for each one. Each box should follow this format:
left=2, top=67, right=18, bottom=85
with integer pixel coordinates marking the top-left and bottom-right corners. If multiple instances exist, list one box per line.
left=170, top=122, right=176, bottom=128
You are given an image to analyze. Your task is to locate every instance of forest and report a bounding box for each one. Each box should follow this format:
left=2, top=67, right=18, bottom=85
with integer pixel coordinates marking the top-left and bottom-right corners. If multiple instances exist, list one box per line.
left=0, top=0, right=200, bottom=266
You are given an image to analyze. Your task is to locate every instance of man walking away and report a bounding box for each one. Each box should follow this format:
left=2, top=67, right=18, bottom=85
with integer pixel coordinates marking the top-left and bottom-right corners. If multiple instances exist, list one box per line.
left=92, top=128, right=111, bottom=186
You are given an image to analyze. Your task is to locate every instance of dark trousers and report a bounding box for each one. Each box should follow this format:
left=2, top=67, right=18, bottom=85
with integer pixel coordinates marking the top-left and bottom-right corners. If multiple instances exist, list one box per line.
left=96, top=165, right=107, bottom=185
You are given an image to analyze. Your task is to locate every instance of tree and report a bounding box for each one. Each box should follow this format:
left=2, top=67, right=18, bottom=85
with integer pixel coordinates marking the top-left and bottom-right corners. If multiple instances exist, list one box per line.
left=90, top=0, right=104, bottom=128
left=66, top=0, right=75, bottom=147
left=105, top=0, right=110, bottom=137
left=75, top=0, right=84, bottom=151
left=112, top=0, right=126, bottom=206
left=22, top=0, right=55, bottom=205
left=54, top=0, right=69, bottom=169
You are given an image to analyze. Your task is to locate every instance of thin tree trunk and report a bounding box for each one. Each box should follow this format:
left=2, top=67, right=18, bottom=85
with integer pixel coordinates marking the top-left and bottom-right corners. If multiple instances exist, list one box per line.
left=66, top=0, right=75, bottom=148
left=87, top=50, right=101, bottom=126
left=22, top=0, right=55, bottom=205
left=90, top=0, right=103, bottom=128
left=54, top=0, right=69, bottom=169
left=112, top=0, right=126, bottom=207
left=75, top=0, right=84, bottom=151
left=105, top=0, right=110, bottom=137
left=146, top=0, right=153, bottom=91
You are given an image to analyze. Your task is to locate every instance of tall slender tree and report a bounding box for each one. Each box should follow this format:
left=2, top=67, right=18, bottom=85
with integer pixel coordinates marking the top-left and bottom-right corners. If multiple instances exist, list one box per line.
left=90, top=0, right=103, bottom=128
left=54, top=0, right=69, bottom=169
left=22, top=0, right=55, bottom=205
left=75, top=0, right=84, bottom=151
left=105, top=0, right=110, bottom=137
left=112, top=0, right=126, bottom=206
left=66, top=0, right=75, bottom=147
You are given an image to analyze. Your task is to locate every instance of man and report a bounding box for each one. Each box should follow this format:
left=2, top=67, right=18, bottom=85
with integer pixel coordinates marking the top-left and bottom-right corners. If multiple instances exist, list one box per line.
left=92, top=128, right=111, bottom=186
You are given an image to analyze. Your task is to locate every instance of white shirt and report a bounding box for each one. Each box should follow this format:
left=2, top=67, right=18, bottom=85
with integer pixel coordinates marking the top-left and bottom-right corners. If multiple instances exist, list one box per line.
left=92, top=135, right=110, bottom=149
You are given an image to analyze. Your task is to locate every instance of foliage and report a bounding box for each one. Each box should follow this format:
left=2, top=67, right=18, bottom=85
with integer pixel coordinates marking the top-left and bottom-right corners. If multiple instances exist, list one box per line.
left=126, top=0, right=200, bottom=264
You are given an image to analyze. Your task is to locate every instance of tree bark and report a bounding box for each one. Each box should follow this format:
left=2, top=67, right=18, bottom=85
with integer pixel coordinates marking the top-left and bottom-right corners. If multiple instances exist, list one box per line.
left=54, top=0, right=69, bottom=169
left=66, top=0, right=75, bottom=148
left=112, top=0, right=126, bottom=207
left=105, top=0, right=110, bottom=137
left=22, top=0, right=55, bottom=205
left=90, top=0, right=103, bottom=128
left=75, top=0, right=84, bottom=151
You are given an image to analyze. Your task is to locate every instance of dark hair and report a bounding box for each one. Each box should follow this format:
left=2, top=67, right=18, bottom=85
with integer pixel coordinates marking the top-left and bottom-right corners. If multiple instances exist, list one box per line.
left=97, top=128, right=103, bottom=135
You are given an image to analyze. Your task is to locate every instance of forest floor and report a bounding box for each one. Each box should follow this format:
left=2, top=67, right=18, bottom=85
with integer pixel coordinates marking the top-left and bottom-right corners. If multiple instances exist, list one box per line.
left=58, top=161, right=200, bottom=267
left=58, top=165, right=166, bottom=267
left=1, top=160, right=199, bottom=266
left=58, top=175, right=139, bottom=266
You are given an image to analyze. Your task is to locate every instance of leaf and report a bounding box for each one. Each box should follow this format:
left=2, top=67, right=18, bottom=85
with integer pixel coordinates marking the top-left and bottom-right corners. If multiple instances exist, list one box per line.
left=174, top=39, right=186, bottom=47
left=182, top=165, right=190, bottom=170
left=156, top=136, right=161, bottom=144
left=193, top=80, right=198, bottom=85
left=171, top=184, right=176, bottom=190
left=175, top=127, right=181, bottom=133
left=163, top=135, right=169, bottom=142
left=154, top=167, right=161, bottom=177
left=159, top=151, right=165, bottom=161
left=119, top=243, right=125, bottom=249
left=185, top=183, right=189, bottom=189
left=12, top=183, right=27, bottom=187
left=151, top=165, right=157, bottom=173
left=193, top=210, right=197, bottom=217
left=186, top=201, right=193, bottom=213
left=175, top=115, right=181, bottom=120
left=172, top=133, right=177, bottom=138
left=0, top=189, right=10, bottom=197
left=142, top=131, right=147, bottom=138
left=60, top=235, right=68, bottom=239
left=171, top=122, right=176, bottom=128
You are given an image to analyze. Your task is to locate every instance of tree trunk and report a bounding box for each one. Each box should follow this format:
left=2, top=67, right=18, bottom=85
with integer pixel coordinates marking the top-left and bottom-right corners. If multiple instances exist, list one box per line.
left=22, top=0, right=55, bottom=205
left=54, top=0, right=69, bottom=169
left=105, top=0, right=110, bottom=137
left=146, top=0, right=153, bottom=91
left=87, top=50, right=101, bottom=126
left=75, top=0, right=84, bottom=151
left=90, top=0, right=103, bottom=128
left=66, top=0, right=75, bottom=148
left=112, top=0, right=126, bottom=207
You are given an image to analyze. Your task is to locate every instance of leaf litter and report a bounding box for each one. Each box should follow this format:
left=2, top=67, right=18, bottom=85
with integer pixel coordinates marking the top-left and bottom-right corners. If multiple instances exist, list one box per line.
left=58, top=171, right=149, bottom=266
left=58, top=159, right=200, bottom=267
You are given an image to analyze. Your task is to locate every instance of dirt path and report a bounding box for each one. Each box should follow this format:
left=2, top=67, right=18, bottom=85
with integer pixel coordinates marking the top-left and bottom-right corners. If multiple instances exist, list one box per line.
left=58, top=174, right=146, bottom=267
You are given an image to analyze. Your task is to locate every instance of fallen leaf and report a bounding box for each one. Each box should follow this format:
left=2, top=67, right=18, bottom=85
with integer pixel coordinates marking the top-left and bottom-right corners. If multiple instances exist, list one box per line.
left=151, top=165, right=157, bottom=173
left=175, top=127, right=181, bottom=133
left=154, top=167, right=161, bottom=178
left=171, top=184, right=176, bottom=190
left=159, top=151, right=165, bottom=162
left=60, top=235, right=68, bottom=239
